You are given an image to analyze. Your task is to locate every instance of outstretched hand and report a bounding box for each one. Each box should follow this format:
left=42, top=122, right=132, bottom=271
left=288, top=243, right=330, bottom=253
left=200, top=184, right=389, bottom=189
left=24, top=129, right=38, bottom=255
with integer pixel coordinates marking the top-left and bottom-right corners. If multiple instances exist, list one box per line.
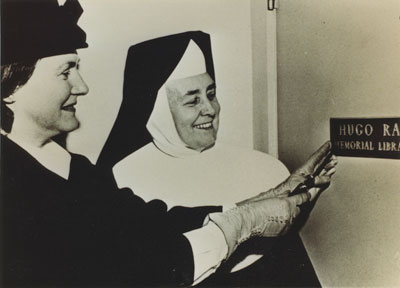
left=238, top=141, right=337, bottom=206
left=215, top=142, right=338, bottom=259
left=285, top=141, right=337, bottom=200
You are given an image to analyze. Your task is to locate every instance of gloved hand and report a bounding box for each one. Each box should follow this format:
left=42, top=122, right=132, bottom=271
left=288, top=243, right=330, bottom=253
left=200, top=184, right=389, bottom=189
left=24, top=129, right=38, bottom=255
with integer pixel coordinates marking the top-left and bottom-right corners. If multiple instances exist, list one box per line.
left=209, top=192, right=310, bottom=258
left=306, top=154, right=337, bottom=200
left=237, top=141, right=337, bottom=206
left=287, top=141, right=337, bottom=200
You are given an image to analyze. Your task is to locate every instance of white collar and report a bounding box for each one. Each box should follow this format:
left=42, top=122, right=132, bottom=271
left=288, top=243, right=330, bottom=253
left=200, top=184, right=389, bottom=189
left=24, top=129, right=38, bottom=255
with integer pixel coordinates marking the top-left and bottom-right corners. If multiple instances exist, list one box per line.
left=6, top=133, right=72, bottom=180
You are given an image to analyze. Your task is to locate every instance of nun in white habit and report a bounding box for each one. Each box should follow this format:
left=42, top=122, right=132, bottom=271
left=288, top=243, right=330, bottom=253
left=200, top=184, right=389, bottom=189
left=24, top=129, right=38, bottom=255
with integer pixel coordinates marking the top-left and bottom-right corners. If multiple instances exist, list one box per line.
left=98, top=32, right=332, bottom=285
left=112, top=37, right=290, bottom=210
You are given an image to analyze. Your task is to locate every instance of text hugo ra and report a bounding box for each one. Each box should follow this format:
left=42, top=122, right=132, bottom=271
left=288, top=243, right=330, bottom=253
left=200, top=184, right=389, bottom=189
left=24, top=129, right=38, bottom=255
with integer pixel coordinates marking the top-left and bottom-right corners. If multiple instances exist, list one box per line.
left=339, top=123, right=400, bottom=137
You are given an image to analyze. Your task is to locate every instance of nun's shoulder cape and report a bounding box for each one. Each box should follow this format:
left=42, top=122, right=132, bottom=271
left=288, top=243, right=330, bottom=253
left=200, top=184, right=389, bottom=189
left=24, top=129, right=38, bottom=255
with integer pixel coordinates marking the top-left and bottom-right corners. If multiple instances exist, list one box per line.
left=113, top=142, right=289, bottom=208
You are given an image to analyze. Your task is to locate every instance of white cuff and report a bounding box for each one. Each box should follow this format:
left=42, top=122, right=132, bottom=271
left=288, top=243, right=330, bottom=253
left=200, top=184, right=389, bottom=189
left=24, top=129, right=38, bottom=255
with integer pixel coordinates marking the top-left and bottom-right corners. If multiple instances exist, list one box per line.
left=184, top=221, right=228, bottom=285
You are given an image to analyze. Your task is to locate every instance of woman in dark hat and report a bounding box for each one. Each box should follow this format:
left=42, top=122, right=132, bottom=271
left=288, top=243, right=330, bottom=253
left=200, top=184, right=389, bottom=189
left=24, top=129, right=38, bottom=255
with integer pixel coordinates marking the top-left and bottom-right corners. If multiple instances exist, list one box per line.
left=1, top=2, right=212, bottom=286
left=1, top=1, right=334, bottom=287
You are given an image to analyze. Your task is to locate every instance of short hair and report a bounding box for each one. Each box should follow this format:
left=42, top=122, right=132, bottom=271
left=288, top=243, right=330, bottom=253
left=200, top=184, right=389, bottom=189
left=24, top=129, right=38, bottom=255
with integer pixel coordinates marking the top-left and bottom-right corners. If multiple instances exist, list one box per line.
left=1, top=60, right=37, bottom=132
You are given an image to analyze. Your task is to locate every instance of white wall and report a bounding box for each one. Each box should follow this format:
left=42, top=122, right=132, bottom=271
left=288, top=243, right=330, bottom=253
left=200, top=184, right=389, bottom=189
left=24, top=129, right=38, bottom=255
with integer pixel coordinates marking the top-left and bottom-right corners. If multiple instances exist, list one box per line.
left=67, top=0, right=265, bottom=162
left=277, top=0, right=400, bottom=286
left=252, top=1, right=278, bottom=157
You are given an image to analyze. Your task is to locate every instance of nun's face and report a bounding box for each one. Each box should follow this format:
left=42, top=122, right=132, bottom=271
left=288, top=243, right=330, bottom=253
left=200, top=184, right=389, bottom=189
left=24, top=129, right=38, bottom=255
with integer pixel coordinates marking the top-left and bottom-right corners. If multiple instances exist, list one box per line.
left=166, top=73, right=220, bottom=151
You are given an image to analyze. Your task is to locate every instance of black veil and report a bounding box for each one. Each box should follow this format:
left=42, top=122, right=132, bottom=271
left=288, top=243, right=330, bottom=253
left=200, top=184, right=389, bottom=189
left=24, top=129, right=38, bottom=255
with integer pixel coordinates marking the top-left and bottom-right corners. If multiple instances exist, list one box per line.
left=97, top=31, right=215, bottom=171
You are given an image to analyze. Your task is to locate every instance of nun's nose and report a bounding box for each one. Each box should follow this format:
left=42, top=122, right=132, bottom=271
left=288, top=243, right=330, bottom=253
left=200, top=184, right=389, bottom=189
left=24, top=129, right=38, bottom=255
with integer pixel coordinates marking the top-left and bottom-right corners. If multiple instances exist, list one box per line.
left=200, top=98, right=216, bottom=116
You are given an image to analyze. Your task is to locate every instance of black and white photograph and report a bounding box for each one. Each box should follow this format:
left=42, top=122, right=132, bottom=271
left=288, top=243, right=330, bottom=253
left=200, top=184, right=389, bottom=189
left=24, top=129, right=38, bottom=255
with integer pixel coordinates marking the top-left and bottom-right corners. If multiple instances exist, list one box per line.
left=1, top=0, right=399, bottom=287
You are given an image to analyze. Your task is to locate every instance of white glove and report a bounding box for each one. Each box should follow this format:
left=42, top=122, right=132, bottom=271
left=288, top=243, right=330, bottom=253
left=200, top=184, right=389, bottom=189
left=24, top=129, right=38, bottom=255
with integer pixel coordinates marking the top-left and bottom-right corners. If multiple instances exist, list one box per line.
left=209, top=193, right=310, bottom=258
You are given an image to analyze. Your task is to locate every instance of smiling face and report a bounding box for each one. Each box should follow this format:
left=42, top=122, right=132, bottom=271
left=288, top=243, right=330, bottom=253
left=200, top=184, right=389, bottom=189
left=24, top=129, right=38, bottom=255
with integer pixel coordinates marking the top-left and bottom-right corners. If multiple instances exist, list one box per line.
left=166, top=73, right=220, bottom=151
left=8, top=53, right=89, bottom=141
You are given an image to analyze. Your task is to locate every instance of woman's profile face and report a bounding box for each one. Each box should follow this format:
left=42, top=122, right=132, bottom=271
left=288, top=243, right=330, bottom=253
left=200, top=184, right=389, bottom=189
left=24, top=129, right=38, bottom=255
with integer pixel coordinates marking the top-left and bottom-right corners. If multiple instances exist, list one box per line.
left=7, top=53, right=89, bottom=138
left=166, top=73, right=220, bottom=151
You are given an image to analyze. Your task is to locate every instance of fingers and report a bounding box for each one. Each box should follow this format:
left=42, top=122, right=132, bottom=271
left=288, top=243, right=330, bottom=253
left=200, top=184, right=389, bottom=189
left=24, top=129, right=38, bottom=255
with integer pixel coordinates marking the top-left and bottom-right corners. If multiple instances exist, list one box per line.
left=308, top=187, right=321, bottom=201
left=313, top=175, right=332, bottom=186
left=313, top=157, right=337, bottom=186
left=304, top=172, right=334, bottom=188
left=294, top=206, right=301, bottom=218
left=306, top=141, right=332, bottom=173
left=287, top=192, right=310, bottom=207
left=326, top=167, right=336, bottom=176
left=322, top=156, right=338, bottom=172
left=306, top=154, right=337, bottom=188
left=319, top=167, right=336, bottom=177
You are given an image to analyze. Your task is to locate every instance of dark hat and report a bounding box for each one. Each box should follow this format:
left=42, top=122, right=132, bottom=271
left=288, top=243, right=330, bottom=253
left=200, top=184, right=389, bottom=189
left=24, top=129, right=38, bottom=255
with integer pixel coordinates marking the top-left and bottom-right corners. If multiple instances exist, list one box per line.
left=1, top=0, right=88, bottom=65
left=97, top=31, right=214, bottom=170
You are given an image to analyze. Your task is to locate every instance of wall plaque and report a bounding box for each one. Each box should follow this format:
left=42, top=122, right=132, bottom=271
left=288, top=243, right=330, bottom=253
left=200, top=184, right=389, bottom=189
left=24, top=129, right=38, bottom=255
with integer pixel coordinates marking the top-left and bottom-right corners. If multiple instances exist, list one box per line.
left=330, top=118, right=400, bottom=159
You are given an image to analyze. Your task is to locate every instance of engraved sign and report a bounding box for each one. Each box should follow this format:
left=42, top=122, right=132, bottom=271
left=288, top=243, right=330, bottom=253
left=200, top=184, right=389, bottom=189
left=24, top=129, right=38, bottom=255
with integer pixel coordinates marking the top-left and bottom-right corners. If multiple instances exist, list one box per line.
left=330, top=118, right=400, bottom=159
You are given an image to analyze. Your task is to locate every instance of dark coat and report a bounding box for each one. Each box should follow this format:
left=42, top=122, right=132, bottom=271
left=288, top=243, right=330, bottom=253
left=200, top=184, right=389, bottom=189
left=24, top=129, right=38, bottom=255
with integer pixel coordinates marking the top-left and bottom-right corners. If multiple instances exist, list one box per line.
left=0, top=135, right=221, bottom=287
